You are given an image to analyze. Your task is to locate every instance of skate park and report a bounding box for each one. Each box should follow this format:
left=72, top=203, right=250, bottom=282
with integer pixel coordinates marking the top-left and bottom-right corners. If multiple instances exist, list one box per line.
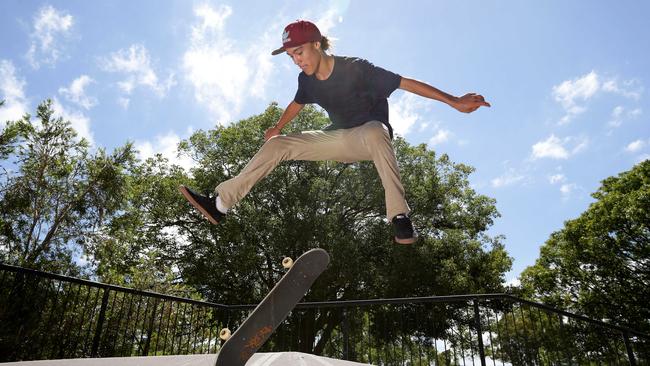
left=2, top=1, right=650, bottom=365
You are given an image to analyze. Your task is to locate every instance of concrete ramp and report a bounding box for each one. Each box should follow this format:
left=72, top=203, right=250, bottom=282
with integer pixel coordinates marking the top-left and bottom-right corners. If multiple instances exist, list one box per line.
left=3, top=352, right=372, bottom=366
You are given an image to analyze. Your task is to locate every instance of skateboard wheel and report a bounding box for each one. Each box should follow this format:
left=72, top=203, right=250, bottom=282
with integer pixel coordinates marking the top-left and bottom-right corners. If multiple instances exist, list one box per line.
left=219, top=328, right=232, bottom=340
left=282, top=257, right=293, bottom=269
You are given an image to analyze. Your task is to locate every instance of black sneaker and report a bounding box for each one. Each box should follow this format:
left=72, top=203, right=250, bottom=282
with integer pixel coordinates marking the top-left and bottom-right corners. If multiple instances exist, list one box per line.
left=392, top=214, right=418, bottom=244
left=179, top=185, right=225, bottom=225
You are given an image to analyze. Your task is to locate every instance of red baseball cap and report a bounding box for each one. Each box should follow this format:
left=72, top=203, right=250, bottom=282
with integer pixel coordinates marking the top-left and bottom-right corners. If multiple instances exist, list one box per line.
left=271, top=20, right=322, bottom=56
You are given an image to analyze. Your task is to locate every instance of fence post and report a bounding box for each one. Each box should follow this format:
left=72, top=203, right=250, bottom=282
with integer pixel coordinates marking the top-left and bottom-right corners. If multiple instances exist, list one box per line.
left=143, top=298, right=159, bottom=356
left=473, top=299, right=487, bottom=366
left=91, top=289, right=110, bottom=357
left=342, top=308, right=349, bottom=360
left=623, top=331, right=637, bottom=366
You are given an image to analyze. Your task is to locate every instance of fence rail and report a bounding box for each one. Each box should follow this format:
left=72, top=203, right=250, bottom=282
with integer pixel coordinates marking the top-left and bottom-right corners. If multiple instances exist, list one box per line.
left=1, top=263, right=648, bottom=365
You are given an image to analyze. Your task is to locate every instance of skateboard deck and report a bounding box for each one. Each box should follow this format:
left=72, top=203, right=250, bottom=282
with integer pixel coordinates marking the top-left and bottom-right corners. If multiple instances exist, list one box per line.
left=215, top=248, right=330, bottom=366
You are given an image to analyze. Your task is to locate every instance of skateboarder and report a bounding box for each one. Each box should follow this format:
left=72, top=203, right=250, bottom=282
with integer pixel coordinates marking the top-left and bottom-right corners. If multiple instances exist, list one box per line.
left=180, top=20, right=490, bottom=244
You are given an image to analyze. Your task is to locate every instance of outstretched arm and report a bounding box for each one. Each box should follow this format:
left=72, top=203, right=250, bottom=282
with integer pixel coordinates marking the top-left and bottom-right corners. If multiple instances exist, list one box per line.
left=399, top=77, right=490, bottom=113
left=265, top=101, right=304, bottom=141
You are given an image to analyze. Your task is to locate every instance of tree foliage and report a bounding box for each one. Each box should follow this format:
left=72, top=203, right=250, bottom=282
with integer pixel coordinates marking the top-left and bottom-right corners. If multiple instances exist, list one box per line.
left=520, top=160, right=650, bottom=335
left=0, top=99, right=136, bottom=273
left=1, top=100, right=513, bottom=355
left=145, top=103, right=510, bottom=353
left=162, top=103, right=512, bottom=304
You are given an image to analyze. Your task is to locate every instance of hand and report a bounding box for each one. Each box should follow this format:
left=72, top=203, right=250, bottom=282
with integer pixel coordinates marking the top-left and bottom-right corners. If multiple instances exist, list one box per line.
left=453, top=93, right=491, bottom=113
left=264, top=126, right=282, bottom=141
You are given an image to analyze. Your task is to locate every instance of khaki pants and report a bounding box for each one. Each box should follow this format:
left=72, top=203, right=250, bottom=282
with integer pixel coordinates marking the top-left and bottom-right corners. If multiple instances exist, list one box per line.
left=216, top=121, right=410, bottom=220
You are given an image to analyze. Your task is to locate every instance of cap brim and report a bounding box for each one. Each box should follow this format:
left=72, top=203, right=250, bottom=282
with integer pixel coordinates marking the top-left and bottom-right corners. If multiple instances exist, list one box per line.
left=271, top=46, right=286, bottom=56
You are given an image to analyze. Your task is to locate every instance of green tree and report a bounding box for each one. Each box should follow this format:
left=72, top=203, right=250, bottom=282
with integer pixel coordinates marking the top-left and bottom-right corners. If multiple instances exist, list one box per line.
left=88, top=153, right=200, bottom=295
left=520, top=160, right=650, bottom=336
left=0, top=99, right=136, bottom=273
left=0, top=100, right=513, bottom=360
left=143, top=103, right=512, bottom=355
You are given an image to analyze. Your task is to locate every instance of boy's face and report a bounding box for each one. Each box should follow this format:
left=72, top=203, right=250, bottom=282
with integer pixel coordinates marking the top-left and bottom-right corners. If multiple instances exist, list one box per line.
left=286, top=42, right=321, bottom=75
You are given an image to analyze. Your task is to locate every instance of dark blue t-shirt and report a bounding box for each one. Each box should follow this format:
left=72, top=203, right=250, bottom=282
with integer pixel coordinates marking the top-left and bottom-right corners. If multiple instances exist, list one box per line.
left=293, top=56, right=401, bottom=138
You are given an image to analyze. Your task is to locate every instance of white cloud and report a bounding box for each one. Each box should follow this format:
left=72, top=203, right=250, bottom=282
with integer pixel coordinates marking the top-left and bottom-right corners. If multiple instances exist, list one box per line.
left=532, top=135, right=569, bottom=159
left=181, top=4, right=349, bottom=125
left=0, top=60, right=29, bottom=126
left=50, top=98, right=94, bottom=144
left=388, top=91, right=451, bottom=144
left=135, top=131, right=196, bottom=171
left=625, top=139, right=647, bottom=153
left=389, top=92, right=431, bottom=136
left=552, top=71, right=643, bottom=125
left=552, top=71, right=599, bottom=124
left=58, top=75, right=97, bottom=109
left=560, top=183, right=579, bottom=199
left=26, top=5, right=74, bottom=69
left=429, top=129, right=451, bottom=146
left=313, top=1, right=347, bottom=35
left=553, top=71, right=600, bottom=108
left=612, top=105, right=624, bottom=118
left=101, top=44, right=175, bottom=98
left=491, top=168, right=525, bottom=188
left=602, top=78, right=643, bottom=100
left=572, top=137, right=589, bottom=154
left=628, top=108, right=642, bottom=118
left=608, top=106, right=643, bottom=128
left=182, top=4, right=281, bottom=124
left=295, top=0, right=348, bottom=39
left=249, top=33, right=275, bottom=99
left=547, top=171, right=579, bottom=199
left=531, top=134, right=588, bottom=160
left=548, top=174, right=566, bottom=184
left=608, top=105, right=625, bottom=127
left=117, top=97, right=130, bottom=109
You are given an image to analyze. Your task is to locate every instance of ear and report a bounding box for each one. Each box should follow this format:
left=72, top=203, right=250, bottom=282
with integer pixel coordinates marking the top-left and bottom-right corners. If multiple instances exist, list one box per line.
left=313, top=41, right=321, bottom=50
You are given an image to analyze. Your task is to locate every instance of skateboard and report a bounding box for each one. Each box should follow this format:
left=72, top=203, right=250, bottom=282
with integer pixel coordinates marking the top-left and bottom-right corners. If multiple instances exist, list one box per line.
left=215, top=248, right=330, bottom=366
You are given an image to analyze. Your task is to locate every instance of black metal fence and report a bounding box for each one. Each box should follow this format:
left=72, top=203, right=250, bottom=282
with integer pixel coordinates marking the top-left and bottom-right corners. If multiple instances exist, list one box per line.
left=266, top=297, right=649, bottom=365
left=1, top=263, right=648, bottom=365
left=0, top=263, right=230, bottom=360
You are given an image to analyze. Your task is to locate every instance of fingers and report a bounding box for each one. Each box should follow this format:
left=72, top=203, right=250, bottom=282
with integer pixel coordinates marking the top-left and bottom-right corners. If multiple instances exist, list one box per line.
left=469, top=104, right=488, bottom=113
left=264, top=127, right=281, bottom=141
left=462, top=101, right=490, bottom=113
left=462, top=93, right=490, bottom=107
left=469, top=93, right=491, bottom=108
left=473, top=94, right=486, bottom=103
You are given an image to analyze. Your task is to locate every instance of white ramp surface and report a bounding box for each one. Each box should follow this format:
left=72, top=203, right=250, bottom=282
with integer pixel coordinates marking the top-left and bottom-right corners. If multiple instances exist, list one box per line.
left=2, top=352, right=373, bottom=366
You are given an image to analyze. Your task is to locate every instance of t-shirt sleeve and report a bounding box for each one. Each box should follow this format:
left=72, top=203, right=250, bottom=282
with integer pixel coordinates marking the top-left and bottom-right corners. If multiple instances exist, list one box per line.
left=359, top=59, right=402, bottom=98
left=293, top=73, right=314, bottom=105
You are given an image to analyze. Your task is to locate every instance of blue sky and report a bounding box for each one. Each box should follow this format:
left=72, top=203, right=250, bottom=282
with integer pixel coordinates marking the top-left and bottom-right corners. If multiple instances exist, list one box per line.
left=1, top=1, right=648, bottom=283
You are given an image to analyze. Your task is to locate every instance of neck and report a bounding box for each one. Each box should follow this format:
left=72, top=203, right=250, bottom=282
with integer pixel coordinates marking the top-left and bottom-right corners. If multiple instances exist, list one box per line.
left=314, top=54, right=334, bottom=80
